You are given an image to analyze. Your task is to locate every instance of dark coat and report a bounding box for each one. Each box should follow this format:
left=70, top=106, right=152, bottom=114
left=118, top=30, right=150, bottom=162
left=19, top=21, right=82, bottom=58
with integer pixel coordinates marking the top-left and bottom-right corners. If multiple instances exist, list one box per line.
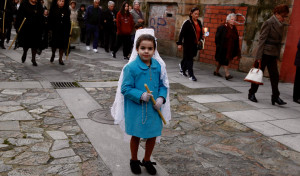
left=48, top=6, right=71, bottom=49
left=40, top=15, right=49, bottom=50
left=295, top=39, right=300, bottom=67
left=256, top=15, right=284, bottom=60
left=215, top=24, right=241, bottom=65
left=77, top=9, right=85, bottom=29
left=15, top=0, right=44, bottom=48
left=0, top=0, right=14, bottom=28
left=176, top=18, right=203, bottom=57
left=102, top=9, right=117, bottom=32
left=84, top=5, right=102, bottom=26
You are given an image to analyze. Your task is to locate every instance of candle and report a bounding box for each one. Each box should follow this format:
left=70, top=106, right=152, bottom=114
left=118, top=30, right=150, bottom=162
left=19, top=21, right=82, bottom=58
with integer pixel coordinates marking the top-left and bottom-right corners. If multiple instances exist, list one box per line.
left=204, top=27, right=208, bottom=33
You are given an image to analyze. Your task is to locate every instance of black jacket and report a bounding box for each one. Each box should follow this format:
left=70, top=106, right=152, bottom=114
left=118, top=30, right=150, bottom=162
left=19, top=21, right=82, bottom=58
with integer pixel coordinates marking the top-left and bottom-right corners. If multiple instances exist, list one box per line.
left=295, top=39, right=300, bottom=67
left=176, top=18, right=203, bottom=54
left=77, top=9, right=85, bottom=29
left=102, top=9, right=117, bottom=31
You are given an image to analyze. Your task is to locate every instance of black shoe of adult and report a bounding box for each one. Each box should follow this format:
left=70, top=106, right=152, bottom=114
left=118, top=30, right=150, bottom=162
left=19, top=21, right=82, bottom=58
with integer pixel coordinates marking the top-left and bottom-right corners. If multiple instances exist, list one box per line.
left=21, top=55, right=26, bottom=63
left=59, top=60, right=65, bottom=65
left=111, top=52, right=116, bottom=58
left=142, top=159, right=157, bottom=175
left=0, top=45, right=6, bottom=49
left=189, top=76, right=197, bottom=81
left=31, top=60, right=38, bottom=66
left=225, top=75, right=233, bottom=80
left=37, top=49, right=42, bottom=55
left=130, top=159, right=142, bottom=174
left=123, top=56, right=129, bottom=60
left=248, top=94, right=257, bottom=102
left=105, top=49, right=109, bottom=53
left=271, top=97, right=287, bottom=105
left=213, top=71, right=222, bottom=77
left=294, top=99, right=300, bottom=104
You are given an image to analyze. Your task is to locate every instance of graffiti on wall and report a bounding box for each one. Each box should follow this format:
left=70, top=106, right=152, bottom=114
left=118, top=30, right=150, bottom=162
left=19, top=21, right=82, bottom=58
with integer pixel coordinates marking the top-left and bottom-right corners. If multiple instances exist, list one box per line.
left=149, top=17, right=167, bottom=34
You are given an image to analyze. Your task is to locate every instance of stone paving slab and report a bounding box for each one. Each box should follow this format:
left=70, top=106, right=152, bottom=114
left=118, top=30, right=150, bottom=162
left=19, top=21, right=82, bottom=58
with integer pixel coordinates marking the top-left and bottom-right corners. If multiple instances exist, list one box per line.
left=79, top=81, right=118, bottom=88
left=204, top=101, right=257, bottom=112
left=258, top=108, right=300, bottom=120
left=188, top=94, right=231, bottom=103
left=0, top=82, right=42, bottom=89
left=269, top=119, right=300, bottom=133
left=223, top=110, right=276, bottom=123
left=244, top=121, right=290, bottom=136
left=0, top=121, right=20, bottom=131
left=272, top=134, right=300, bottom=153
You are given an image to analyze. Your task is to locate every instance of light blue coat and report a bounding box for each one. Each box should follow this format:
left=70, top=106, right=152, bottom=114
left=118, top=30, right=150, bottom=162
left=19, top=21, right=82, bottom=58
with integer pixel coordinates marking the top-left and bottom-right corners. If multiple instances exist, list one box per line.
left=121, top=56, right=167, bottom=138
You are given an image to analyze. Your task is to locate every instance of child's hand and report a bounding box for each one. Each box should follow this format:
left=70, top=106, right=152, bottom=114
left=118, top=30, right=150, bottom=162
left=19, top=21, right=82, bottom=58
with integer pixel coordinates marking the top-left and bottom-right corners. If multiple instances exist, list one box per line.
left=141, top=92, right=153, bottom=102
left=153, top=97, right=164, bottom=110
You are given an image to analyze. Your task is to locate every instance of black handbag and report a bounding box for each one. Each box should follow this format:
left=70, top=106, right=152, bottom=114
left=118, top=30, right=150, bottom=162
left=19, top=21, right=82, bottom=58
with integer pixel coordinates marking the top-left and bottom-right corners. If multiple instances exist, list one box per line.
left=196, top=40, right=204, bottom=50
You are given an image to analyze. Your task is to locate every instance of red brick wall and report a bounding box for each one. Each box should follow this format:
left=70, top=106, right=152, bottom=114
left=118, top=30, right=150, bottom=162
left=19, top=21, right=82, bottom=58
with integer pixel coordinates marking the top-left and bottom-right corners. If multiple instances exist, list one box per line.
left=200, top=6, right=248, bottom=70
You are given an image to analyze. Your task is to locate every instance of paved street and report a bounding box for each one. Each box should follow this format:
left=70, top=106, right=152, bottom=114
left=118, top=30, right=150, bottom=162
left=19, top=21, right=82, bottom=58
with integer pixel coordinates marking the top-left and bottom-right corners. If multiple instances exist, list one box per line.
left=0, top=40, right=300, bottom=176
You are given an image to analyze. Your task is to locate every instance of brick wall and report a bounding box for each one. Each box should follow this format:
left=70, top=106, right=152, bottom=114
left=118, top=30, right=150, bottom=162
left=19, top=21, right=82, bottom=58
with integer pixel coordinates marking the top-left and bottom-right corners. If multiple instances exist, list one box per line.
left=200, top=5, right=248, bottom=70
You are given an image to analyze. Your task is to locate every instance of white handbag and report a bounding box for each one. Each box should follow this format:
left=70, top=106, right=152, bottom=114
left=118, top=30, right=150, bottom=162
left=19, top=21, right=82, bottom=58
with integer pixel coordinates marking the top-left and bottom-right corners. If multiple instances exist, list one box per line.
left=244, top=68, right=264, bottom=85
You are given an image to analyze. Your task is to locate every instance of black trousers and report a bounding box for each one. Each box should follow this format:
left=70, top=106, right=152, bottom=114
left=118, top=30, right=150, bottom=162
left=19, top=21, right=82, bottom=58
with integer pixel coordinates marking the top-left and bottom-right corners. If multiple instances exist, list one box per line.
left=80, top=27, right=86, bottom=43
left=104, top=28, right=116, bottom=52
left=113, top=34, right=131, bottom=57
left=249, top=54, right=280, bottom=98
left=293, top=66, right=300, bottom=101
left=181, top=46, right=197, bottom=77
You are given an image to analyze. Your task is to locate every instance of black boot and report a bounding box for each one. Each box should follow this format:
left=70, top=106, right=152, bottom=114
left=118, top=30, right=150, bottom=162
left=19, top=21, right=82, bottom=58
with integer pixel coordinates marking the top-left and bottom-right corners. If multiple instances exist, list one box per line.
left=59, top=58, right=64, bottom=65
left=248, top=94, right=258, bottom=102
left=130, top=159, right=142, bottom=174
left=50, top=55, right=55, bottom=63
left=21, top=55, right=26, bottom=63
left=31, top=59, right=38, bottom=66
left=271, top=96, right=286, bottom=105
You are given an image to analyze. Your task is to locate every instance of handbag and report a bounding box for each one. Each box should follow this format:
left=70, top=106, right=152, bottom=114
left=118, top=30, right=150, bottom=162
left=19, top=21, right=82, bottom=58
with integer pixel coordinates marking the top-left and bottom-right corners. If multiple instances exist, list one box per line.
left=244, top=60, right=264, bottom=85
left=197, top=40, right=204, bottom=50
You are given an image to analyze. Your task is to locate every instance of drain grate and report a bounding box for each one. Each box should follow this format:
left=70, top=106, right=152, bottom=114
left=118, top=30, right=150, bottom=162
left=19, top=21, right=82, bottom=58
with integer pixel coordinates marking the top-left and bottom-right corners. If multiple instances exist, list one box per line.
left=88, top=109, right=115, bottom=125
left=50, top=82, right=81, bottom=89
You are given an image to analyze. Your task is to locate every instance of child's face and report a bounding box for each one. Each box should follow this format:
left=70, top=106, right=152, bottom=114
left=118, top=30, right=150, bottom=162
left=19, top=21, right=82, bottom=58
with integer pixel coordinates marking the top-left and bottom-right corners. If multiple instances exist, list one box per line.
left=137, top=40, right=155, bottom=64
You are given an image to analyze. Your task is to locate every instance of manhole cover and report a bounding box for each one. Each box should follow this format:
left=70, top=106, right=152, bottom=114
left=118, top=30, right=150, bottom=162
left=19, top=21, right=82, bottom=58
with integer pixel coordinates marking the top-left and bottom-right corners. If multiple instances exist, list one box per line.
left=50, top=82, right=81, bottom=89
left=88, top=109, right=115, bottom=125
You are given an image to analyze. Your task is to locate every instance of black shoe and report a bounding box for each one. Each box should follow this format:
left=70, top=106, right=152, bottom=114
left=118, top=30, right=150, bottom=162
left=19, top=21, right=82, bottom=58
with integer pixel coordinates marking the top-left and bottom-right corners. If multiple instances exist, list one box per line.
left=189, top=76, right=197, bottom=81
left=59, top=60, right=65, bottom=65
left=130, top=159, right=142, bottom=174
left=248, top=94, right=257, bottom=102
left=123, top=56, right=129, bottom=60
left=272, top=97, right=287, bottom=105
left=213, top=71, right=222, bottom=77
left=31, top=60, right=38, bottom=66
left=6, top=39, right=9, bottom=44
left=293, top=99, right=300, bottom=104
left=21, top=55, right=26, bottom=63
left=50, top=55, right=55, bottom=63
left=225, top=75, right=233, bottom=80
left=37, top=49, right=42, bottom=55
left=142, top=159, right=157, bottom=175
left=105, top=49, right=109, bottom=53
left=0, top=45, right=6, bottom=49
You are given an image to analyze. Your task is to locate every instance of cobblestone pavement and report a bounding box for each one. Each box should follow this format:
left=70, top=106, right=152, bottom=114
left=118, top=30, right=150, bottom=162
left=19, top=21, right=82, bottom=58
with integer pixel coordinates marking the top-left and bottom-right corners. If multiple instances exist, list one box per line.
left=1, top=44, right=300, bottom=176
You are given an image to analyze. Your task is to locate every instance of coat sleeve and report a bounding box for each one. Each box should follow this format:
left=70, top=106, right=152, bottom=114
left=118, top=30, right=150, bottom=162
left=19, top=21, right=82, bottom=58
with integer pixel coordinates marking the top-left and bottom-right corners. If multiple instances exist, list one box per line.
left=158, top=73, right=167, bottom=104
left=84, top=7, right=89, bottom=24
left=176, top=21, right=188, bottom=45
left=215, top=25, right=224, bottom=46
left=121, top=65, right=144, bottom=104
left=116, top=12, right=121, bottom=34
left=256, top=21, right=271, bottom=60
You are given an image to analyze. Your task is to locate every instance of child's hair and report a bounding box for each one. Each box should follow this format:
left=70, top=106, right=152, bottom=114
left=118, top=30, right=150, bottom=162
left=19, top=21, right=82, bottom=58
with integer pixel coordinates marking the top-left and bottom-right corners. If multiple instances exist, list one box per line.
left=136, top=34, right=156, bottom=50
left=134, top=23, right=144, bottom=29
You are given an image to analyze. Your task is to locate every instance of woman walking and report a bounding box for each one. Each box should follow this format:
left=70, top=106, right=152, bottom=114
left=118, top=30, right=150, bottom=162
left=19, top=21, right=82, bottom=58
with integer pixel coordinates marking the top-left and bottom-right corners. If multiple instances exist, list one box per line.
left=49, top=0, right=71, bottom=65
left=248, top=4, right=289, bottom=105
left=294, top=39, right=300, bottom=104
left=111, top=1, right=134, bottom=60
left=15, top=0, right=44, bottom=66
left=176, top=7, right=203, bottom=81
left=214, top=13, right=241, bottom=80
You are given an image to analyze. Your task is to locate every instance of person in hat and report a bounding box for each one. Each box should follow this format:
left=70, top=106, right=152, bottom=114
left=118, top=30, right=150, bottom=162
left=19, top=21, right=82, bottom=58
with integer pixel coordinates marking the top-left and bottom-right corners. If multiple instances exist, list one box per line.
left=77, top=4, right=86, bottom=43
left=49, top=0, right=71, bottom=65
left=15, top=0, right=44, bottom=66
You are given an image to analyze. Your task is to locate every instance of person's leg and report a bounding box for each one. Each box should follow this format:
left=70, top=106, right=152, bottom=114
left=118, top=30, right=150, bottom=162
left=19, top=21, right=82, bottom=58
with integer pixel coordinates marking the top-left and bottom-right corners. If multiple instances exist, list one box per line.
left=22, top=47, right=29, bottom=63
left=31, top=48, right=38, bottom=66
left=123, top=35, right=131, bottom=58
left=50, top=47, right=56, bottom=62
left=110, top=30, right=116, bottom=52
left=93, top=25, right=99, bottom=50
left=215, top=63, right=221, bottom=73
left=103, top=29, right=109, bottom=52
left=142, top=137, right=157, bottom=175
left=293, top=66, right=300, bottom=102
left=130, top=136, right=142, bottom=174
left=181, top=48, right=189, bottom=73
left=113, top=35, right=123, bottom=56
left=59, top=48, right=64, bottom=65
left=224, top=66, right=230, bottom=77
left=85, top=24, right=91, bottom=47
left=6, top=23, right=12, bottom=43
left=266, top=56, right=280, bottom=98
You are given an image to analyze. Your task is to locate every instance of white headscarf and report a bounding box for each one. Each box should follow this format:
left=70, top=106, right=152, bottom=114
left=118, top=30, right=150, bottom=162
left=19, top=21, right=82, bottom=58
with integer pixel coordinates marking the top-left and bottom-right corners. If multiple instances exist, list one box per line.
left=111, top=28, right=171, bottom=142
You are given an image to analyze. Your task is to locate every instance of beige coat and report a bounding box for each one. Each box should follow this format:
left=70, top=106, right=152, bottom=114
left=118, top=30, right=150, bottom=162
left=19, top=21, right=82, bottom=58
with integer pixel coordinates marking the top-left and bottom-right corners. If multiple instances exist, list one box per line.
left=256, top=15, right=284, bottom=60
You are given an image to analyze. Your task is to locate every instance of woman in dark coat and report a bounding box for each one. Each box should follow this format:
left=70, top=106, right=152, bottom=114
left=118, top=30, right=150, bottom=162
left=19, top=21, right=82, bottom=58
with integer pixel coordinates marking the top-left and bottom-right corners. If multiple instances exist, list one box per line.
left=248, top=4, right=289, bottom=105
left=177, top=7, right=203, bottom=81
left=15, top=0, right=44, bottom=66
left=294, top=39, right=300, bottom=104
left=214, top=13, right=241, bottom=80
left=77, top=4, right=86, bottom=43
left=49, top=0, right=70, bottom=65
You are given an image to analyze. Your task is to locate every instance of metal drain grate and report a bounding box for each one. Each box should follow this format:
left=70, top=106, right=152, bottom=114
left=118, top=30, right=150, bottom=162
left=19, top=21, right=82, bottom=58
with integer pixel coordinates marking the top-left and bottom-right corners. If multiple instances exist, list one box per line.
left=50, top=82, right=81, bottom=89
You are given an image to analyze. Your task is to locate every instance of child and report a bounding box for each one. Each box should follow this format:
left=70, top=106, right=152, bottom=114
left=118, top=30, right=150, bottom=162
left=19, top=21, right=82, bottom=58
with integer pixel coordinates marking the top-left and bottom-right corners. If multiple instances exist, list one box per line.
left=111, top=28, right=171, bottom=175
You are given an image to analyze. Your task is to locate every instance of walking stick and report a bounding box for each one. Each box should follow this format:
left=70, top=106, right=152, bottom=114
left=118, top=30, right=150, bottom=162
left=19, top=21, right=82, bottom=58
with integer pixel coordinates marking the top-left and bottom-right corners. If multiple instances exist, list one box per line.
left=2, top=0, right=7, bottom=34
left=8, top=17, right=26, bottom=50
left=144, top=84, right=167, bottom=125
left=66, top=21, right=73, bottom=60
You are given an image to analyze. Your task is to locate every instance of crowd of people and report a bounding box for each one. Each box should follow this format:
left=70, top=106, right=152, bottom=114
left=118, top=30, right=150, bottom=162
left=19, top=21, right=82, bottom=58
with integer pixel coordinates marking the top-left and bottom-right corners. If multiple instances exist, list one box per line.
left=0, top=0, right=145, bottom=65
